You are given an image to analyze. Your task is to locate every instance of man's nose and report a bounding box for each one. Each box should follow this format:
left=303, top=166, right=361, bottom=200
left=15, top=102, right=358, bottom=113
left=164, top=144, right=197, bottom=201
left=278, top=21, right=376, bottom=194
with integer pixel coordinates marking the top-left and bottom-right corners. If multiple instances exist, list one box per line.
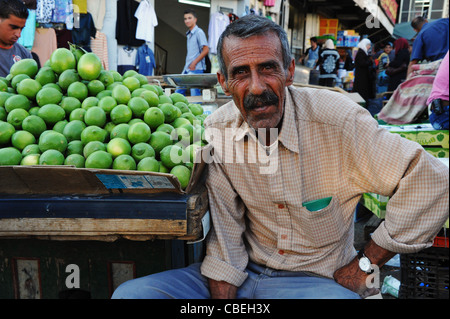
left=248, top=70, right=266, bottom=95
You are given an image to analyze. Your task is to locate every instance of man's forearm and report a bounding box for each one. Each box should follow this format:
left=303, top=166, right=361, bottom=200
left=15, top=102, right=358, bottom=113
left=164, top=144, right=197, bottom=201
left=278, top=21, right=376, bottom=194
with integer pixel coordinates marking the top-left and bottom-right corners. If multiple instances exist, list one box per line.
left=208, top=278, right=238, bottom=299
left=407, top=60, right=418, bottom=77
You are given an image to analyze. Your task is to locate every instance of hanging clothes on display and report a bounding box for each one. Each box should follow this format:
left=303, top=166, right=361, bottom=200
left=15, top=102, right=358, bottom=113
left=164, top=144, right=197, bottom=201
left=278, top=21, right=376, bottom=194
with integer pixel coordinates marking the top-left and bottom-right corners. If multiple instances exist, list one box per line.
left=136, top=43, right=155, bottom=76
left=87, top=0, right=106, bottom=30
left=18, top=9, right=36, bottom=50
left=72, top=12, right=97, bottom=50
left=36, top=0, right=56, bottom=23
left=264, top=0, right=276, bottom=6
left=55, top=28, right=73, bottom=49
left=116, top=0, right=145, bottom=47
left=208, top=12, right=230, bottom=55
left=52, top=0, right=72, bottom=25
left=117, top=45, right=138, bottom=75
left=32, top=27, right=57, bottom=65
left=72, top=0, right=87, bottom=14
left=91, top=31, right=109, bottom=70
left=134, top=0, right=158, bottom=44
left=101, top=0, right=118, bottom=71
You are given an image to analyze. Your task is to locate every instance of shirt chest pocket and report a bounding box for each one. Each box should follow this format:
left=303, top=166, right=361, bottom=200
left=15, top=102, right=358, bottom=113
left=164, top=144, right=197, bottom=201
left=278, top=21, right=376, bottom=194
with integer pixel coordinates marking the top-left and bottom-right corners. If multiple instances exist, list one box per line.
left=297, top=197, right=346, bottom=248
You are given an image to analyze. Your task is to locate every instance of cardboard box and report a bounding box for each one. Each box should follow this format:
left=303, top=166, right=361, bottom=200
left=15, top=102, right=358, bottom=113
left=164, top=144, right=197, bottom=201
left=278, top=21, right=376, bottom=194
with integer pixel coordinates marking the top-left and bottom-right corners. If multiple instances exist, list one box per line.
left=0, top=149, right=209, bottom=241
left=424, top=147, right=449, bottom=158
left=380, top=124, right=449, bottom=148
left=361, top=193, right=388, bottom=219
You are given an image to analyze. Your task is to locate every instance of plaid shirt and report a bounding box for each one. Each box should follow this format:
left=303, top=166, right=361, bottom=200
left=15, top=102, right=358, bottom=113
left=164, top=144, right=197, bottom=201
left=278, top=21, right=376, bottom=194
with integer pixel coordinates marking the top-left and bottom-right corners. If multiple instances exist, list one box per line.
left=200, top=86, right=449, bottom=287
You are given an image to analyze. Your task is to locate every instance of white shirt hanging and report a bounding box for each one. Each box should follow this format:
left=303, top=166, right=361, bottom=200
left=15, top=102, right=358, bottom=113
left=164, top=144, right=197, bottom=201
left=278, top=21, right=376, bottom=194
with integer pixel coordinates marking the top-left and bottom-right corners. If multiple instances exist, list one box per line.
left=134, top=0, right=158, bottom=44
left=208, top=12, right=230, bottom=55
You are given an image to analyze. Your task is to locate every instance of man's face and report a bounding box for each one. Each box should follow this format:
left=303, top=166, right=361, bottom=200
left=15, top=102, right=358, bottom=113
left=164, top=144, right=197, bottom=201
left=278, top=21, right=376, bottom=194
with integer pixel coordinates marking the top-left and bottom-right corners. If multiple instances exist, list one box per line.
left=218, top=32, right=295, bottom=130
left=184, top=13, right=197, bottom=30
left=0, top=15, right=26, bottom=47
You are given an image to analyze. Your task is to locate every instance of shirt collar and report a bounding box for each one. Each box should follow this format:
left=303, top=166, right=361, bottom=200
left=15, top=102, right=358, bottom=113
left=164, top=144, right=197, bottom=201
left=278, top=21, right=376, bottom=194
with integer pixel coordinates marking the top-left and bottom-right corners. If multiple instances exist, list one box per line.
left=234, top=87, right=300, bottom=154
left=186, top=25, right=199, bottom=36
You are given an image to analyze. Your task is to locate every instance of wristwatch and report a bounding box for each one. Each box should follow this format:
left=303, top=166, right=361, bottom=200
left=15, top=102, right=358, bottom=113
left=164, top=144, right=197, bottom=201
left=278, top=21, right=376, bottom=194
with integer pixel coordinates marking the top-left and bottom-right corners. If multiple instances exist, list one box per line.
left=357, top=249, right=374, bottom=274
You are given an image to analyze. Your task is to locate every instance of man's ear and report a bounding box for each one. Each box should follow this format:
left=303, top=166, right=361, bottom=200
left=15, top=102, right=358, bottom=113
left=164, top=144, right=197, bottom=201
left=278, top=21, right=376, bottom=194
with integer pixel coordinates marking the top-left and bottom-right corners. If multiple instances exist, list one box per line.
left=217, top=71, right=231, bottom=96
left=285, top=58, right=296, bottom=86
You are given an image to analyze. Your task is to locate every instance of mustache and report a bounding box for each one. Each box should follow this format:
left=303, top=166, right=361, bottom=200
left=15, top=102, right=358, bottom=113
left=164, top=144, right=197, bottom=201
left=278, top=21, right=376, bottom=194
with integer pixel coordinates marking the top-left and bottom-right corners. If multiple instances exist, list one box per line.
left=243, top=90, right=279, bottom=111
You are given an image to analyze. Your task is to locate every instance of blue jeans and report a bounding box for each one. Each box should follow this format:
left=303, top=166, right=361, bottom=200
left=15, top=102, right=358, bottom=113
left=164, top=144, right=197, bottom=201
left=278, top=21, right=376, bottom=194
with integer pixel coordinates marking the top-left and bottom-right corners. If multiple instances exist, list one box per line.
left=175, top=69, right=203, bottom=96
left=111, top=262, right=360, bottom=299
left=429, top=105, right=449, bottom=130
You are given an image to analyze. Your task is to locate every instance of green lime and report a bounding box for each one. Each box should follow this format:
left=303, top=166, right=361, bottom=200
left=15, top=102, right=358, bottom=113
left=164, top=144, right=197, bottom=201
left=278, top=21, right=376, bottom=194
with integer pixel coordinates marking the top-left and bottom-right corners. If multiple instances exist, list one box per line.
left=4, top=94, right=31, bottom=113
left=64, top=153, right=85, bottom=168
left=123, top=70, right=138, bottom=79
left=110, top=123, right=129, bottom=139
left=38, top=130, right=67, bottom=153
left=174, top=101, right=190, bottom=114
left=60, top=96, right=82, bottom=115
left=11, top=74, right=30, bottom=90
left=35, top=66, right=57, bottom=86
left=155, top=123, right=174, bottom=135
left=170, top=92, right=189, bottom=105
left=85, top=150, right=112, bottom=169
left=128, top=96, right=149, bottom=118
left=16, top=78, right=42, bottom=100
left=98, top=70, right=114, bottom=87
left=149, top=131, right=173, bottom=155
left=87, top=80, right=105, bottom=96
left=106, top=137, right=131, bottom=158
left=188, top=103, right=204, bottom=116
left=22, top=143, right=41, bottom=156
left=22, top=115, right=46, bottom=138
left=10, top=58, right=38, bottom=78
left=112, top=85, right=131, bottom=104
left=83, top=140, right=106, bottom=158
left=81, top=96, right=99, bottom=110
left=131, top=142, right=155, bottom=163
left=144, top=107, right=165, bottom=130
left=110, top=104, right=132, bottom=124
left=133, top=74, right=148, bottom=86
left=137, top=157, right=160, bottom=172
left=80, top=125, right=107, bottom=144
left=11, top=130, right=35, bottom=150
left=77, top=53, right=102, bottom=81
left=159, top=94, right=173, bottom=104
left=84, top=106, right=106, bottom=127
left=49, top=48, right=76, bottom=74
left=39, top=149, right=65, bottom=165
left=66, top=140, right=84, bottom=156
left=69, top=108, right=86, bottom=122
left=52, top=120, right=68, bottom=134
left=58, top=69, right=79, bottom=91
left=0, top=121, right=16, bottom=144
left=67, top=81, right=88, bottom=101
left=96, top=89, right=112, bottom=100
left=170, top=165, right=191, bottom=189
left=127, top=122, right=151, bottom=144
left=7, top=108, right=29, bottom=129
left=62, top=120, right=86, bottom=142
left=122, top=76, right=141, bottom=92
left=37, top=104, right=65, bottom=125
left=113, top=154, right=136, bottom=170
left=98, top=96, right=117, bottom=114
left=36, top=87, right=63, bottom=107
left=0, top=147, right=22, bottom=165
left=160, top=144, right=185, bottom=169
left=21, top=153, right=40, bottom=165
left=159, top=103, right=179, bottom=123
left=140, top=90, right=159, bottom=107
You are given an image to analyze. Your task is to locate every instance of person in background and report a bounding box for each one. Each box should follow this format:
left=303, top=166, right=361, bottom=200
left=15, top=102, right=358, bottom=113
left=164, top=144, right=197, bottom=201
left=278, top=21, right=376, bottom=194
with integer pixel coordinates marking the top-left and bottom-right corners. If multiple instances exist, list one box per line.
left=178, top=8, right=209, bottom=96
left=353, top=38, right=376, bottom=102
left=0, top=0, right=32, bottom=77
left=426, top=50, right=449, bottom=130
left=387, top=38, right=410, bottom=92
left=375, top=43, right=392, bottom=94
left=408, top=17, right=449, bottom=76
left=299, top=36, right=320, bottom=69
left=318, top=39, right=340, bottom=87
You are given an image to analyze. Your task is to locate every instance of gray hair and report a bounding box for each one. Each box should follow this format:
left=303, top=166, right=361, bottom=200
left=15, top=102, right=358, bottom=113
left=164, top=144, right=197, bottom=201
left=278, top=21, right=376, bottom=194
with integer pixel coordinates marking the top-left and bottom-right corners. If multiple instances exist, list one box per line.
left=217, top=15, right=292, bottom=79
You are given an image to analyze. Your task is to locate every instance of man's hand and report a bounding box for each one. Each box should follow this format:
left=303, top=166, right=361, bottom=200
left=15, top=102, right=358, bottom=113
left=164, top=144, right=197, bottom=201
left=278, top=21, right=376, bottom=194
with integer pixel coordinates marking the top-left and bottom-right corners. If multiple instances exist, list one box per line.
left=208, top=279, right=238, bottom=299
left=333, top=240, right=396, bottom=298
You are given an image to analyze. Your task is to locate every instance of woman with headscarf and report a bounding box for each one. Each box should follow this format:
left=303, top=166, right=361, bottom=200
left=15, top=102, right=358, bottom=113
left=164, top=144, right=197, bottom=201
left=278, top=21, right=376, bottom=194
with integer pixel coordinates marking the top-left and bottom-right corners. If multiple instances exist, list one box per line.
left=353, top=38, right=376, bottom=102
left=318, top=39, right=340, bottom=87
left=387, top=38, right=410, bottom=91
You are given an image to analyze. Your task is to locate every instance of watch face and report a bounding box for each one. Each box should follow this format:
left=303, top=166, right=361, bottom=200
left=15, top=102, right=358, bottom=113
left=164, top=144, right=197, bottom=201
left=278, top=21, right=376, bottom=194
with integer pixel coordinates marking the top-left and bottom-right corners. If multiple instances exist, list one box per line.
left=359, top=257, right=371, bottom=272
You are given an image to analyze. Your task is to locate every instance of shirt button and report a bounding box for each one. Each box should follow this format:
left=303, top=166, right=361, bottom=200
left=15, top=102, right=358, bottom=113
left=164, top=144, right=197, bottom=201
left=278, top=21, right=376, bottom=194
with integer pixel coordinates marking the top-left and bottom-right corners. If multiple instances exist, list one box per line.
left=278, top=204, right=285, bottom=209
left=278, top=250, right=285, bottom=255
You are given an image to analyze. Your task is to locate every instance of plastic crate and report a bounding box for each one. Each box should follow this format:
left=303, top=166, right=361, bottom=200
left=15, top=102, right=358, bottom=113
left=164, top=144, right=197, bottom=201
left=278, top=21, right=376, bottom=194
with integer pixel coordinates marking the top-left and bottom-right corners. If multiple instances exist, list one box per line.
left=399, top=246, right=449, bottom=299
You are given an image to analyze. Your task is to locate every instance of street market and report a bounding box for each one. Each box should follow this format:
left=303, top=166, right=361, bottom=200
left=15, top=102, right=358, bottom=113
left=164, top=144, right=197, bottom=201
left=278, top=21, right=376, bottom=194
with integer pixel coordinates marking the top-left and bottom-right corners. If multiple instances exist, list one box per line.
left=0, top=0, right=448, bottom=302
